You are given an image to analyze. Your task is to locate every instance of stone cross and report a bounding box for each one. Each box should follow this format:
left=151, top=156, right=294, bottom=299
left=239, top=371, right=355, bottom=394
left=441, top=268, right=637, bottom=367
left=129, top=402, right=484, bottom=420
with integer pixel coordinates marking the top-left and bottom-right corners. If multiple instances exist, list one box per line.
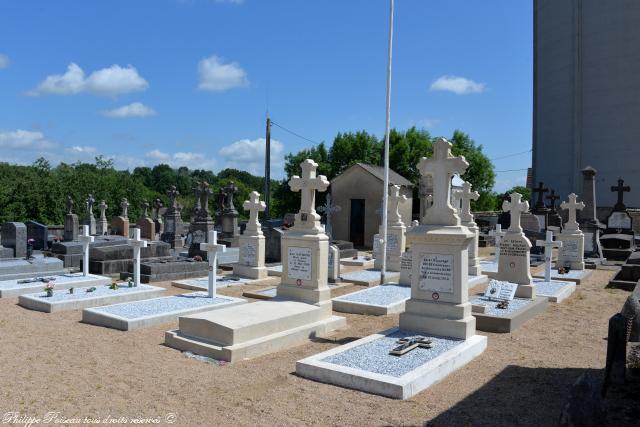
left=489, top=223, right=507, bottom=264
left=200, top=230, right=226, bottom=298
left=167, top=186, right=180, bottom=210
left=66, top=195, right=74, bottom=215
left=98, top=200, right=108, bottom=221
left=502, top=192, right=529, bottom=233
left=243, top=191, right=266, bottom=233
left=611, top=178, right=631, bottom=211
left=536, top=230, right=562, bottom=282
left=192, top=183, right=202, bottom=213
left=560, top=193, right=585, bottom=231
left=317, top=193, right=341, bottom=239
left=532, top=182, right=549, bottom=210
left=153, top=198, right=163, bottom=220
left=141, top=200, right=150, bottom=218
left=387, top=185, right=407, bottom=225
left=289, top=159, right=330, bottom=229
left=459, top=181, right=479, bottom=224
left=120, top=198, right=130, bottom=218
left=78, top=225, right=94, bottom=277
left=86, top=194, right=95, bottom=216
left=546, top=189, right=560, bottom=212
left=417, top=137, right=468, bottom=226
left=223, top=182, right=238, bottom=211
left=451, top=188, right=462, bottom=213
left=128, top=228, right=148, bottom=287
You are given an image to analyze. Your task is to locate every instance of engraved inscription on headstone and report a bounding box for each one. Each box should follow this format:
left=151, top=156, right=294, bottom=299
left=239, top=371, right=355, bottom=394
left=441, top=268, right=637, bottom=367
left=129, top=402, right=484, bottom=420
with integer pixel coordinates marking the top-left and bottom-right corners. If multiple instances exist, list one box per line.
left=241, top=241, right=257, bottom=266
left=399, top=251, right=412, bottom=285
left=608, top=212, right=631, bottom=229
left=418, top=253, right=454, bottom=293
left=583, top=232, right=594, bottom=252
left=560, top=239, right=580, bottom=259
left=500, top=239, right=529, bottom=259
left=483, top=280, right=517, bottom=301
left=387, top=233, right=398, bottom=251
left=288, top=247, right=312, bottom=281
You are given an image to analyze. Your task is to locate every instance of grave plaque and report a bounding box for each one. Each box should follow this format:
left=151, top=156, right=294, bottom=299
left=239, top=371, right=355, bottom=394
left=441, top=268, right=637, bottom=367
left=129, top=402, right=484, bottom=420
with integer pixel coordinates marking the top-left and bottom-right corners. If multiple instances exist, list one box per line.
left=607, top=212, right=631, bottom=229
left=399, top=251, right=412, bottom=286
left=288, top=247, right=312, bottom=281
left=241, top=241, right=257, bottom=266
left=560, top=239, right=580, bottom=259
left=483, top=280, right=517, bottom=301
left=501, top=238, right=530, bottom=258
left=584, top=233, right=594, bottom=252
left=418, top=253, right=454, bottom=293
left=387, top=233, right=398, bottom=251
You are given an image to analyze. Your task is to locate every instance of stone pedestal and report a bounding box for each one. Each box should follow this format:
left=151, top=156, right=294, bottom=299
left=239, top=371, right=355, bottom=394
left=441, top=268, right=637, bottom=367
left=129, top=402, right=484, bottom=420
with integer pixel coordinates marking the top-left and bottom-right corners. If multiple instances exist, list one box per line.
left=498, top=233, right=534, bottom=298
left=373, top=224, right=406, bottom=272
left=557, top=231, right=585, bottom=270
left=96, top=218, right=109, bottom=236
left=1, top=222, right=27, bottom=258
left=138, top=217, right=155, bottom=240
left=64, top=214, right=79, bottom=242
left=221, top=214, right=239, bottom=239
left=399, top=225, right=475, bottom=340
left=328, top=244, right=339, bottom=283
left=465, top=222, right=481, bottom=276
left=83, top=215, right=96, bottom=236
left=234, top=234, right=267, bottom=280
left=161, top=211, right=183, bottom=249
left=111, top=216, right=129, bottom=237
left=581, top=221, right=604, bottom=260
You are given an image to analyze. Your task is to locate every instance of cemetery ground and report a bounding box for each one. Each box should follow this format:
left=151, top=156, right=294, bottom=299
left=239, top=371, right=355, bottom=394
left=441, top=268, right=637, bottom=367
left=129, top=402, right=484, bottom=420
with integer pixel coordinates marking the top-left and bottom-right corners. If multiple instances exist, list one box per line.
left=0, top=251, right=635, bottom=426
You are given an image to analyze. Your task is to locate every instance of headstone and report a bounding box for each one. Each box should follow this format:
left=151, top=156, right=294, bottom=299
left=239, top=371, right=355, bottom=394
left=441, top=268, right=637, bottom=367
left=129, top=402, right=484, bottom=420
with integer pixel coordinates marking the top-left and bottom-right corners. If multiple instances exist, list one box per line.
left=531, top=181, right=550, bottom=229
left=220, top=181, right=240, bottom=240
left=26, top=220, right=48, bottom=250
left=374, top=185, right=407, bottom=272
left=79, top=225, right=94, bottom=276
left=578, top=166, right=604, bottom=260
left=328, top=244, right=340, bottom=282
left=488, top=224, right=506, bottom=264
left=64, top=195, right=79, bottom=242
left=201, top=230, right=226, bottom=298
left=317, top=193, right=341, bottom=240
left=277, top=159, right=331, bottom=307
left=152, top=198, right=164, bottom=237
left=557, top=193, right=586, bottom=270
left=545, top=189, right=563, bottom=229
left=96, top=200, right=108, bottom=236
left=83, top=194, right=96, bottom=235
left=128, top=228, right=148, bottom=287
left=483, top=280, right=517, bottom=301
left=111, top=198, right=130, bottom=237
left=606, top=178, right=632, bottom=230
left=459, top=181, right=481, bottom=275
left=536, top=230, right=563, bottom=282
left=1, top=222, right=27, bottom=258
left=137, top=200, right=155, bottom=240
left=188, top=182, right=215, bottom=257
left=497, top=192, right=534, bottom=298
left=161, top=186, right=183, bottom=249
left=234, top=191, right=268, bottom=280
left=399, top=250, right=412, bottom=286
left=399, top=137, right=476, bottom=340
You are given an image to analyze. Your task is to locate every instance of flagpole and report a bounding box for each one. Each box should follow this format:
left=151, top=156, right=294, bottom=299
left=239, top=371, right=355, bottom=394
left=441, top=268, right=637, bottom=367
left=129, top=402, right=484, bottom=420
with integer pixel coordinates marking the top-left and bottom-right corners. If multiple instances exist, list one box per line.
left=380, top=0, right=394, bottom=285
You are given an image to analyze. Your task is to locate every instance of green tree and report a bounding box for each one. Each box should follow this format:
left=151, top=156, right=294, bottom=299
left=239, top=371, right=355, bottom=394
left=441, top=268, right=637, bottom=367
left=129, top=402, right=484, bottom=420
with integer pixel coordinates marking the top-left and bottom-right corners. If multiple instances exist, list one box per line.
left=504, top=186, right=532, bottom=203
left=328, top=131, right=380, bottom=178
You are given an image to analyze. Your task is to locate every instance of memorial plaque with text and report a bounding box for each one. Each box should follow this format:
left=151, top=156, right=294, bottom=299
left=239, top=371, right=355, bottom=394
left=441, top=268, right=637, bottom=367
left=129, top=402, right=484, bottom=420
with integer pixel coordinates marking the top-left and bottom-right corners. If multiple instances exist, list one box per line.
left=560, top=239, right=580, bottom=259
left=241, top=241, right=257, bottom=266
left=418, top=253, right=454, bottom=293
left=484, top=280, right=517, bottom=301
left=287, top=247, right=312, bottom=281
left=400, top=251, right=412, bottom=286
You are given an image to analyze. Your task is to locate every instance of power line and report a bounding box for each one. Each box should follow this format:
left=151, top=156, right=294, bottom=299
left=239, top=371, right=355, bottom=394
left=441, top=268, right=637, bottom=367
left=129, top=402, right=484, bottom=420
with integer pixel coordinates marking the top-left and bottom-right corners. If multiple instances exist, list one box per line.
left=495, top=168, right=529, bottom=172
left=270, top=120, right=322, bottom=145
left=490, top=149, right=532, bottom=161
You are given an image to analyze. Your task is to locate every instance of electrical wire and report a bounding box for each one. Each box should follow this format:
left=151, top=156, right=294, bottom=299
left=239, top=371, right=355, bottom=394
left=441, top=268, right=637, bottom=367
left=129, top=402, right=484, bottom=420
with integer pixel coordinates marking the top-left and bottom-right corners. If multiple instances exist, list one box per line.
left=270, top=120, right=322, bottom=145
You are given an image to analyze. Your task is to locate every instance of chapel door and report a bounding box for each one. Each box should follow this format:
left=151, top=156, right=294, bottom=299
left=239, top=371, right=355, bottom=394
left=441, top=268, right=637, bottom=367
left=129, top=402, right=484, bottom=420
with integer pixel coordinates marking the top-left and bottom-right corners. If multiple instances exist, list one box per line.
left=350, top=199, right=365, bottom=247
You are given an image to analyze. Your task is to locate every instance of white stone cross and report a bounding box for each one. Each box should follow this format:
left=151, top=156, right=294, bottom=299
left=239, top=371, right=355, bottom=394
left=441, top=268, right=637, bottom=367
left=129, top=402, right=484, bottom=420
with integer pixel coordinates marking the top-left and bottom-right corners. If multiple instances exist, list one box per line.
left=387, top=185, right=407, bottom=225
left=560, top=193, right=585, bottom=231
left=79, top=225, right=94, bottom=277
left=459, top=181, right=479, bottom=224
left=536, top=230, right=563, bottom=282
left=243, top=191, right=266, bottom=234
left=121, top=198, right=130, bottom=219
left=451, top=189, right=462, bottom=213
left=98, top=200, right=108, bottom=221
left=128, top=228, right=148, bottom=287
left=200, top=230, right=226, bottom=298
left=289, top=159, right=329, bottom=229
left=489, top=224, right=507, bottom=264
left=417, top=138, right=469, bottom=226
left=502, top=192, right=529, bottom=233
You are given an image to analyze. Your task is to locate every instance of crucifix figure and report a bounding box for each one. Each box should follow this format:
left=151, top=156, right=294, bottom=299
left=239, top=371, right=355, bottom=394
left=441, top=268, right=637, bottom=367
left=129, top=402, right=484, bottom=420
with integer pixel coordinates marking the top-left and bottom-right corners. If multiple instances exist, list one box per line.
left=141, top=200, right=150, bottom=218
left=386, top=185, right=407, bottom=225
left=128, top=228, right=148, bottom=287
left=79, top=225, right=94, bottom=277
left=289, top=159, right=330, bottom=230
left=536, top=230, right=563, bottom=282
left=66, top=195, right=74, bottom=215
left=243, top=191, right=266, bottom=233
left=560, top=193, right=585, bottom=232
left=459, top=181, right=479, bottom=224
left=546, top=189, right=560, bottom=212
left=389, top=336, right=433, bottom=356
left=417, top=137, right=468, bottom=226
left=611, top=178, right=631, bottom=211
left=167, top=186, right=180, bottom=211
left=502, top=192, right=529, bottom=233
left=85, top=194, right=95, bottom=216
left=532, top=182, right=549, bottom=210
left=200, top=230, right=226, bottom=298
left=489, top=224, right=507, bottom=264
left=317, top=193, right=341, bottom=239
left=120, top=198, right=130, bottom=219
left=98, top=200, right=108, bottom=221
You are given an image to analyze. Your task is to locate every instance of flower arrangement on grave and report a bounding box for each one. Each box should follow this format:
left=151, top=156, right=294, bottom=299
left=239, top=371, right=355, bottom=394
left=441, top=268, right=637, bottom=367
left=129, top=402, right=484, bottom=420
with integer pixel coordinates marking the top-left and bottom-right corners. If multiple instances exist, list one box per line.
left=44, top=282, right=54, bottom=297
left=109, top=282, right=119, bottom=290
left=193, top=255, right=203, bottom=262
left=26, top=238, right=35, bottom=260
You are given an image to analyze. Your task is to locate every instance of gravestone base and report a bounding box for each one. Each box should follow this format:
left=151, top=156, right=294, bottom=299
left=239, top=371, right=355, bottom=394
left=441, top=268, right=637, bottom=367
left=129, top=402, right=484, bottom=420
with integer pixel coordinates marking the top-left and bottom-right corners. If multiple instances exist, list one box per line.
left=533, top=279, right=576, bottom=303
left=332, top=284, right=411, bottom=316
left=580, top=221, right=604, bottom=260
left=111, top=217, right=129, bottom=237
left=64, top=214, right=79, bottom=242
left=470, top=295, right=548, bottom=333
left=233, top=234, right=267, bottom=280
left=83, top=216, right=96, bottom=236
left=138, top=218, right=155, bottom=240
left=533, top=268, right=593, bottom=285
left=164, top=299, right=346, bottom=363
left=556, top=231, right=585, bottom=271
left=295, top=327, right=487, bottom=399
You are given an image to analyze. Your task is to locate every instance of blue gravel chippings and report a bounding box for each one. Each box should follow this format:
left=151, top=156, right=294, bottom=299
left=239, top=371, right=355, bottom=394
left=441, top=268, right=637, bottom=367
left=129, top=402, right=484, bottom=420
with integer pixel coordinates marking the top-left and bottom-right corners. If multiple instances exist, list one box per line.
left=469, top=296, right=532, bottom=316
left=30, top=284, right=156, bottom=301
left=321, top=330, right=464, bottom=378
left=534, top=280, right=573, bottom=296
left=544, top=269, right=588, bottom=280
left=340, top=269, right=400, bottom=282
left=335, top=284, right=410, bottom=306
left=181, top=276, right=250, bottom=290
left=91, top=292, right=233, bottom=319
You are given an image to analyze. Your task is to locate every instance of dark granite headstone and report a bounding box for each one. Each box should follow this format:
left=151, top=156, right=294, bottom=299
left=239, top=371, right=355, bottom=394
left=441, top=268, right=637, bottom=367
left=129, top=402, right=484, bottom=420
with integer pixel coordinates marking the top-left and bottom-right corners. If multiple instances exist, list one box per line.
left=546, top=189, right=563, bottom=229
left=531, top=181, right=550, bottom=229
left=64, top=214, right=79, bottom=242
left=26, top=220, right=48, bottom=250
left=1, top=222, right=27, bottom=258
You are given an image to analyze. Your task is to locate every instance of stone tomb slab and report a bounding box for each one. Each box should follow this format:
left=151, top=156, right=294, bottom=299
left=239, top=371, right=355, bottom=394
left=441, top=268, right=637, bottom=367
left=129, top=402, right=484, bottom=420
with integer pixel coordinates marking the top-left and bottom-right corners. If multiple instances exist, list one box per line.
left=266, top=265, right=282, bottom=277
left=172, top=276, right=252, bottom=291
left=340, top=256, right=375, bottom=268
left=332, top=284, right=411, bottom=316
left=82, top=292, right=246, bottom=331
left=533, top=268, right=592, bottom=284
left=469, top=295, right=548, bottom=333
left=340, top=269, right=400, bottom=287
left=19, top=284, right=165, bottom=313
left=0, top=255, right=65, bottom=281
left=533, top=279, right=576, bottom=303
left=0, top=273, right=110, bottom=298
left=242, top=282, right=350, bottom=300
left=164, top=299, right=346, bottom=363
left=295, top=327, right=487, bottom=400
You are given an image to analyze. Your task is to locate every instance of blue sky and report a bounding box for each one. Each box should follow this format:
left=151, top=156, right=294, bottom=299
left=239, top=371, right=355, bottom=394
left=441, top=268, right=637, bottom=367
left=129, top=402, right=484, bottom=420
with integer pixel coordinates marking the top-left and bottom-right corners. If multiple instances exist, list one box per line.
left=0, top=0, right=532, bottom=192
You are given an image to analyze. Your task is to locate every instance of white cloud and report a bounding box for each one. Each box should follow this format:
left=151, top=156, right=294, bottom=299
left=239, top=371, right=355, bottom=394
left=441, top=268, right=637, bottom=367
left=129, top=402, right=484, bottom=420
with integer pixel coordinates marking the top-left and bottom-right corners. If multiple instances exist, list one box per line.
left=219, top=138, right=284, bottom=176
left=0, top=54, right=10, bottom=69
left=66, top=145, right=97, bottom=154
left=0, top=129, right=57, bottom=150
left=429, top=75, right=485, bottom=95
left=198, top=55, right=249, bottom=91
left=28, top=63, right=148, bottom=96
left=102, top=102, right=157, bottom=118
left=144, top=150, right=215, bottom=170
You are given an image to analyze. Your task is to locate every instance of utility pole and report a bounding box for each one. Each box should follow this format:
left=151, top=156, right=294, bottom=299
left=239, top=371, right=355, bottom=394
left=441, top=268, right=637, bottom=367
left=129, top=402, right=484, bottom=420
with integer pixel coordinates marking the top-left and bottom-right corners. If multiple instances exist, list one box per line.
left=264, top=115, right=271, bottom=220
